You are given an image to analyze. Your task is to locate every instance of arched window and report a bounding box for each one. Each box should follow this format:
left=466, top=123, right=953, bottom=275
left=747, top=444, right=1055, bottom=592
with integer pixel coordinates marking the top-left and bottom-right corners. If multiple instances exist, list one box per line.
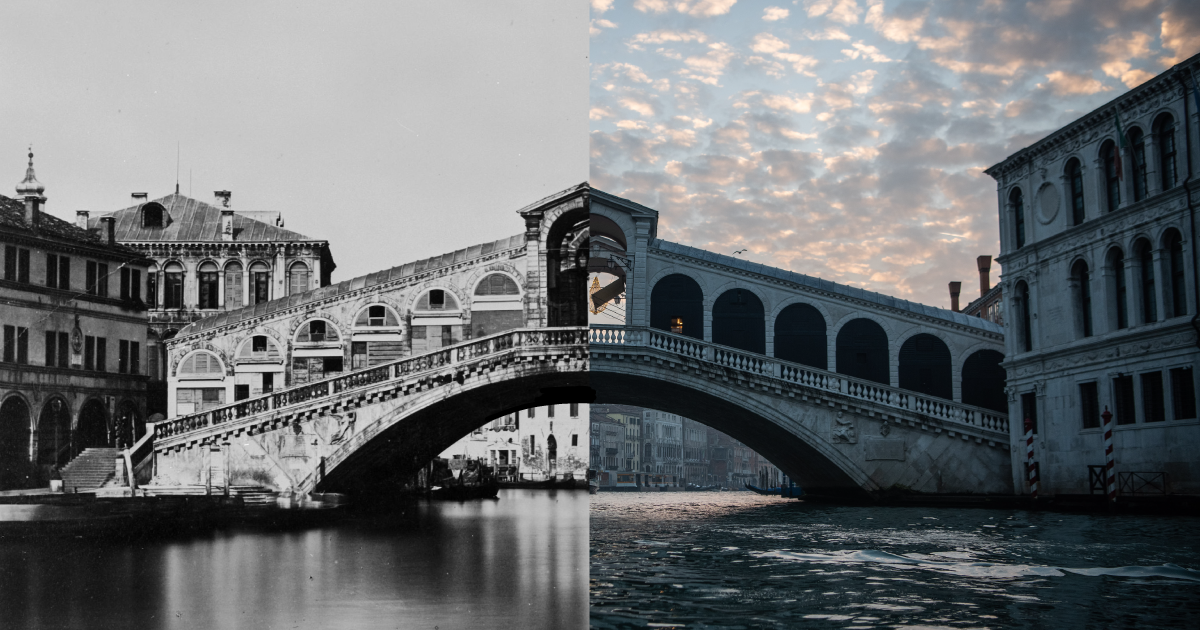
left=712, top=289, right=765, bottom=354
left=649, top=274, right=704, bottom=340
left=177, top=351, right=224, bottom=377
left=198, top=261, right=219, bottom=309
left=1134, top=239, right=1157, bottom=324
left=142, top=202, right=165, bottom=228
left=1010, top=188, right=1026, bottom=249
left=1108, top=248, right=1128, bottom=330
left=898, top=334, right=952, bottom=400
left=287, top=262, right=309, bottom=296
left=835, top=319, right=889, bottom=385
left=1155, top=114, right=1177, bottom=191
left=416, top=289, right=458, bottom=311
left=961, top=350, right=1006, bottom=412
left=146, top=263, right=158, bottom=309
left=250, top=261, right=271, bottom=305
left=773, top=303, right=826, bottom=369
left=76, top=399, right=109, bottom=452
left=36, top=398, right=71, bottom=469
left=224, top=261, right=243, bottom=309
left=1016, top=281, right=1032, bottom=352
left=1129, top=127, right=1147, bottom=202
left=163, top=261, right=184, bottom=309
left=237, top=335, right=283, bottom=362
left=1066, top=158, right=1085, bottom=226
left=1165, top=230, right=1187, bottom=318
left=295, top=319, right=340, bottom=344
left=1102, top=140, right=1121, bottom=212
left=354, top=304, right=401, bottom=327
left=0, top=396, right=32, bottom=487
left=1073, top=260, right=1093, bottom=338
left=474, top=274, right=519, bottom=295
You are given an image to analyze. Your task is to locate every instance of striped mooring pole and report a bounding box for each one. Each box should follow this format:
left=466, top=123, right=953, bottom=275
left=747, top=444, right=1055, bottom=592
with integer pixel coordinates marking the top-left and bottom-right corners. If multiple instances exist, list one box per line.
left=1024, top=416, right=1037, bottom=499
left=1102, top=407, right=1117, bottom=502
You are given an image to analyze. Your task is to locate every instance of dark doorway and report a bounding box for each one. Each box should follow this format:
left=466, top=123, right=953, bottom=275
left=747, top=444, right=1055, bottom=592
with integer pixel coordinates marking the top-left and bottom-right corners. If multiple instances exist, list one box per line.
left=117, top=400, right=141, bottom=447
left=898, top=334, right=952, bottom=399
left=649, top=274, right=704, bottom=339
left=962, top=350, right=1006, bottom=412
left=774, top=303, right=827, bottom=369
left=0, top=397, right=32, bottom=489
left=712, top=289, right=765, bottom=353
left=546, top=211, right=589, bottom=327
left=835, top=319, right=889, bottom=385
left=37, top=398, right=71, bottom=472
left=546, top=434, right=558, bottom=474
left=76, top=399, right=109, bottom=453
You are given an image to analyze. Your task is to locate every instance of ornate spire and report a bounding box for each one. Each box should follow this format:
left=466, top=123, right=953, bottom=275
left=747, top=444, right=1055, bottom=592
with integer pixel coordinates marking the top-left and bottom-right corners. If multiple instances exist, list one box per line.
left=16, top=147, right=45, bottom=198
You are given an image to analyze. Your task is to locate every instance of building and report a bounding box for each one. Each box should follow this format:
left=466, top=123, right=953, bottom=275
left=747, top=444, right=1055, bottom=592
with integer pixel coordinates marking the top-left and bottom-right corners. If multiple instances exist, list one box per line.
left=643, top=408, right=682, bottom=481
left=681, top=418, right=707, bottom=485
left=589, top=404, right=642, bottom=476
left=952, top=255, right=1003, bottom=326
left=88, top=190, right=335, bottom=415
left=592, top=411, right=624, bottom=476
left=0, top=153, right=151, bottom=489
left=440, top=403, right=588, bottom=482
left=984, top=54, right=1200, bottom=496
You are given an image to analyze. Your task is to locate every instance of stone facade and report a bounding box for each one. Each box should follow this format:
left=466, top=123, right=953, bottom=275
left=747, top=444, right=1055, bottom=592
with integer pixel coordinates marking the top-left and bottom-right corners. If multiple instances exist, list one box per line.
left=438, top=403, right=589, bottom=482
left=985, top=53, right=1200, bottom=495
left=89, top=190, right=335, bottom=416
left=0, top=156, right=151, bottom=489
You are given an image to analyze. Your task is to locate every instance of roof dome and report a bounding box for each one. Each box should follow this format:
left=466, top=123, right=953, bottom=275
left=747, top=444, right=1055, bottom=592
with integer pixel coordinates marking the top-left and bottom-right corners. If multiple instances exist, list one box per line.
left=15, top=149, right=44, bottom=197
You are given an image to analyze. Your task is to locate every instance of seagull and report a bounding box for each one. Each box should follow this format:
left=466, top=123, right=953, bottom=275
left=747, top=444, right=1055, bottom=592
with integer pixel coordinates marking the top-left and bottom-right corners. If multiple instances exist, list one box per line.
left=733, top=249, right=747, bottom=255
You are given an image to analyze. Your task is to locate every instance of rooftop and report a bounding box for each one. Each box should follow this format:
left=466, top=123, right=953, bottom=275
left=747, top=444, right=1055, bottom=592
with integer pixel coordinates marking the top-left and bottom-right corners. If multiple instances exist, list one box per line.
left=92, top=193, right=322, bottom=243
left=0, top=194, right=143, bottom=259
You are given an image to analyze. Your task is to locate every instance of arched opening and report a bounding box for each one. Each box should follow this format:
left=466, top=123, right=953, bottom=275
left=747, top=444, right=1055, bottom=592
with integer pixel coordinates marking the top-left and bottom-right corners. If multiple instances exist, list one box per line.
left=250, top=261, right=271, bottom=305
left=141, top=202, right=165, bottom=228
left=1155, top=113, right=1177, bottom=191
left=898, top=334, right=951, bottom=400
left=224, top=261, right=244, bottom=309
left=546, top=208, right=589, bottom=327
left=0, top=396, right=32, bottom=489
left=1106, top=247, right=1128, bottom=330
left=649, top=274, right=703, bottom=339
left=293, top=320, right=344, bottom=383
left=1101, top=140, right=1120, bottom=212
left=288, top=261, right=310, bottom=296
left=163, top=261, right=184, bottom=309
left=1066, top=158, right=1085, bottom=226
left=1133, top=238, right=1157, bottom=325
left=712, top=289, right=765, bottom=353
left=962, top=350, right=1006, bottom=413
left=198, top=261, right=220, bottom=309
left=471, top=274, right=523, bottom=338
left=1010, top=187, right=1025, bottom=249
left=1164, top=229, right=1187, bottom=318
left=412, top=290, right=462, bottom=353
left=1015, top=281, right=1032, bottom=352
left=835, top=319, right=889, bottom=385
left=1129, top=127, right=1147, bottom=201
left=76, top=399, right=109, bottom=453
left=546, top=434, right=558, bottom=474
left=36, top=398, right=71, bottom=472
left=773, top=303, right=826, bottom=369
left=1072, top=260, right=1094, bottom=338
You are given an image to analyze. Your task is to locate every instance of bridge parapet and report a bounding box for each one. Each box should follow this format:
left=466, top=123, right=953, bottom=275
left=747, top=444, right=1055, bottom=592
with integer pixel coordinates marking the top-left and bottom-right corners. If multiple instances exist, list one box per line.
left=590, top=324, right=1008, bottom=438
left=156, top=327, right=589, bottom=451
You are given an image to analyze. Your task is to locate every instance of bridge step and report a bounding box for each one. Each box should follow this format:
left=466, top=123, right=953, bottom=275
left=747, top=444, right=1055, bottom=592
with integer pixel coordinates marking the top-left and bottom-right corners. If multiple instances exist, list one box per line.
left=60, top=448, right=120, bottom=492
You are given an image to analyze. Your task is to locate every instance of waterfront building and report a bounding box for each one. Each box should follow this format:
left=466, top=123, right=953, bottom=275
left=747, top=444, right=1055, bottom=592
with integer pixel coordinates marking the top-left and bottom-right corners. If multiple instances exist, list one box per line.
left=589, top=404, right=642, bottom=476
left=88, top=190, right=335, bottom=415
left=984, top=53, right=1200, bottom=495
left=592, top=412, right=625, bottom=481
left=642, top=408, right=682, bottom=480
left=440, top=403, right=588, bottom=481
left=681, top=418, right=707, bottom=484
left=0, top=154, right=151, bottom=489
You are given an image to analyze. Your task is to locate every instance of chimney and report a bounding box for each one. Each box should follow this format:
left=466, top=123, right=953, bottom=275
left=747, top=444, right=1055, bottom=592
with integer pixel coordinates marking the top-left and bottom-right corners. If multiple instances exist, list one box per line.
left=24, top=197, right=39, bottom=227
left=949, top=281, right=962, bottom=312
left=214, top=190, right=231, bottom=208
left=76, top=210, right=89, bottom=229
left=131, top=192, right=148, bottom=204
left=220, top=209, right=234, bottom=241
left=977, top=255, right=992, bottom=296
left=100, top=216, right=115, bottom=245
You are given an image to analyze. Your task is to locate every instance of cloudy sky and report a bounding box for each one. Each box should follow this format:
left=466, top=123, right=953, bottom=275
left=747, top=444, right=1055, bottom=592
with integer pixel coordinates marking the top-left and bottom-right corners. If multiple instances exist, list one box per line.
left=1, top=1, right=587, bottom=282
left=590, top=0, right=1200, bottom=308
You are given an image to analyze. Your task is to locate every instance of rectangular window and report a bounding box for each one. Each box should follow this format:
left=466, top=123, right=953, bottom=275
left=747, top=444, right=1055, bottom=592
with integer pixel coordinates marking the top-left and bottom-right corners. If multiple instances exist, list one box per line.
left=527, top=408, right=535, bottom=418
left=1020, top=392, right=1038, bottom=434
left=235, top=384, right=250, bottom=401
left=429, top=289, right=445, bottom=309
left=147, top=273, right=157, bottom=308
left=86, top=260, right=96, bottom=294
left=96, top=337, right=106, bottom=373
left=1080, top=382, right=1100, bottom=429
left=46, top=253, right=58, bottom=288
left=84, top=336, right=95, bottom=371
left=2, top=326, right=14, bottom=363
left=198, top=271, right=219, bottom=309
left=96, top=263, right=108, bottom=297
left=16, top=327, right=27, bottom=364
left=164, top=272, right=183, bottom=309
left=120, top=267, right=130, bottom=299
left=369, top=305, right=386, bottom=326
left=352, top=341, right=368, bottom=369
left=261, top=371, right=273, bottom=393
left=309, top=320, right=326, bottom=342
left=119, top=267, right=141, bottom=302
left=322, top=356, right=343, bottom=373
left=253, top=336, right=268, bottom=353
left=119, top=340, right=129, bottom=374
left=44, top=330, right=55, bottom=366
left=547, top=405, right=555, bottom=418
left=3, top=246, right=14, bottom=281
left=18, top=248, right=29, bottom=284
left=571, top=434, right=578, bottom=446
left=1113, top=375, right=1136, bottom=425
left=1170, top=367, right=1196, bottom=420
left=1142, top=372, right=1165, bottom=423
left=252, top=271, right=270, bottom=304
left=570, top=403, right=579, bottom=417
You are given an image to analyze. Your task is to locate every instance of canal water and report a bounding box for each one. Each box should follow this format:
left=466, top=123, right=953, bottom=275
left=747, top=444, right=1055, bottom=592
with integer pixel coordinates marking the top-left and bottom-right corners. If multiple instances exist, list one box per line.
left=590, top=492, right=1200, bottom=629
left=0, top=489, right=588, bottom=629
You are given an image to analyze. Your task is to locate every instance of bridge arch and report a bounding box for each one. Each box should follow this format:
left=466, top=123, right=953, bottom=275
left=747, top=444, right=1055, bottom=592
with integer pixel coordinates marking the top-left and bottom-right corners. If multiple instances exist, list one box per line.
left=833, top=317, right=891, bottom=386
left=650, top=273, right=705, bottom=339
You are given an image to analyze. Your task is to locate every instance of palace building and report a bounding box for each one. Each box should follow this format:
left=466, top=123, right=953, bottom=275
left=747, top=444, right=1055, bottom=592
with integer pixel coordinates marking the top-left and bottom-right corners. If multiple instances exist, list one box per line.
left=0, top=153, right=152, bottom=489
left=86, top=190, right=335, bottom=415
left=985, top=53, right=1200, bottom=496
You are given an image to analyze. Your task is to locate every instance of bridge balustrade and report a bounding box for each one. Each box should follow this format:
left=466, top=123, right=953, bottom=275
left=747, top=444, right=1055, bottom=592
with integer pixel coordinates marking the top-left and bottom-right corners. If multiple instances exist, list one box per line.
left=590, top=324, right=1008, bottom=436
left=156, top=327, right=589, bottom=444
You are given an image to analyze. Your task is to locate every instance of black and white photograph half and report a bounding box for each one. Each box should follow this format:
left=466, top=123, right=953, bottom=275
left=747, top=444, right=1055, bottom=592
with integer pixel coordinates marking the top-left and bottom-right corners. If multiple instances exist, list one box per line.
left=0, top=2, right=588, bottom=629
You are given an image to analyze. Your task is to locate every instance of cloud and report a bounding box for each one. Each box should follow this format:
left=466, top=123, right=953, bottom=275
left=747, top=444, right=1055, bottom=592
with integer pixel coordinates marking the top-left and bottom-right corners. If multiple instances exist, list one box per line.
left=806, top=27, right=852, bottom=41
left=1160, top=1, right=1200, bottom=64
left=1041, top=70, right=1113, bottom=95
left=629, top=29, right=709, bottom=46
left=805, top=0, right=863, bottom=25
left=590, top=18, right=618, bottom=36
left=633, top=0, right=738, bottom=17
left=618, top=97, right=657, bottom=116
left=749, top=33, right=819, bottom=75
left=592, top=0, right=615, bottom=13
left=841, top=41, right=894, bottom=63
left=763, top=6, right=789, bottom=21
left=681, top=42, right=736, bottom=83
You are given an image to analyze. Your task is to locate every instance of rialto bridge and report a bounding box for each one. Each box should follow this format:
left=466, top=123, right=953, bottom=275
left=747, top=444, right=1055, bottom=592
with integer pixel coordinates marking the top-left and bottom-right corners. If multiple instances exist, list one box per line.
left=588, top=188, right=1014, bottom=496
left=138, top=183, right=1012, bottom=499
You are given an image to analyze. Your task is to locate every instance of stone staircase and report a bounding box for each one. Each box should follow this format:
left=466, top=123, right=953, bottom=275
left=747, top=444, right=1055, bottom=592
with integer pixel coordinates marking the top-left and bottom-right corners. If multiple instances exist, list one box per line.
left=60, top=448, right=119, bottom=492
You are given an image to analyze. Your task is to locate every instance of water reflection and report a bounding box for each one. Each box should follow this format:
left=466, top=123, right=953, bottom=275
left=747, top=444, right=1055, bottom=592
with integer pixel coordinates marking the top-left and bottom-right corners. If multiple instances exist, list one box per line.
left=0, top=489, right=587, bottom=630
left=591, top=492, right=1200, bottom=629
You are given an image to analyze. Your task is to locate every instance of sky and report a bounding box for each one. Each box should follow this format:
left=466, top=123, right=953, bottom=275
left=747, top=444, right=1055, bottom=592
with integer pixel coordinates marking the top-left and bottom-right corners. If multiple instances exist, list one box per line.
left=589, top=0, right=1200, bottom=309
left=0, top=1, right=588, bottom=282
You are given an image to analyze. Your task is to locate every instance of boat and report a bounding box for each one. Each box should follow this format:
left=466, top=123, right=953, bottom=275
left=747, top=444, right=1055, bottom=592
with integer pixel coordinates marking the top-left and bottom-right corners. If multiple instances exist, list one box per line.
left=428, top=481, right=500, bottom=501
left=744, top=483, right=804, bottom=498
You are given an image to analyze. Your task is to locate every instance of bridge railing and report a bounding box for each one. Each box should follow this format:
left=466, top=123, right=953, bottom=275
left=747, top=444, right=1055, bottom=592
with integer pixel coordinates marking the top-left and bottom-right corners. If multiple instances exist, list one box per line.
left=156, top=326, right=588, bottom=444
left=590, top=325, right=1008, bottom=435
